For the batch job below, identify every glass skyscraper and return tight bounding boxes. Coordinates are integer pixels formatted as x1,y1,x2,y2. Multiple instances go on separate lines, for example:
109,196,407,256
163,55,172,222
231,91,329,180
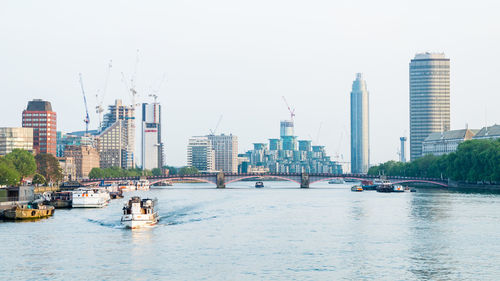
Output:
409,53,450,160
350,73,369,174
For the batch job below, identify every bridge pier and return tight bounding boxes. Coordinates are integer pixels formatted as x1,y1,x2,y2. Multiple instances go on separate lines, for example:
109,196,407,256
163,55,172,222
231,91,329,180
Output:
301,173,309,188
216,171,225,188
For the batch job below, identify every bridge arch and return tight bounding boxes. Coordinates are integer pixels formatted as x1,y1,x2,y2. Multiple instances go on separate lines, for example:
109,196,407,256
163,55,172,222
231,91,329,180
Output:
149,177,216,186
225,175,301,186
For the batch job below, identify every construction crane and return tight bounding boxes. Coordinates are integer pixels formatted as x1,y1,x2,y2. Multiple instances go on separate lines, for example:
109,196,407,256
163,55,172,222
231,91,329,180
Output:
95,59,113,131
78,73,90,134
282,96,295,121
209,115,223,135
121,49,140,110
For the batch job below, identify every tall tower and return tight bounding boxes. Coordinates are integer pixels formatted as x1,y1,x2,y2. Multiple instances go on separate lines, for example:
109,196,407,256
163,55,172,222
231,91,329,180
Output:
400,137,407,163
350,73,370,173
409,52,450,160
141,102,163,170
22,99,57,156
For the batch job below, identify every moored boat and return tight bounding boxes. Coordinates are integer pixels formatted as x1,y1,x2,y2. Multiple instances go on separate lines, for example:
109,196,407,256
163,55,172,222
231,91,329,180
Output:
118,181,136,192
255,181,264,188
121,196,159,229
72,188,110,208
4,201,55,220
48,191,72,208
392,184,405,192
351,185,363,192
376,183,393,193
135,179,150,190
361,180,377,191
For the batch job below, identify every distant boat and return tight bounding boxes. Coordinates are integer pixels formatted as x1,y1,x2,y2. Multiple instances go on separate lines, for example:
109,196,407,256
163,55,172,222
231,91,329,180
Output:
135,179,150,190
351,185,363,192
121,197,159,229
72,188,110,208
361,180,377,191
255,181,264,188
392,184,404,192
4,201,55,220
328,178,345,184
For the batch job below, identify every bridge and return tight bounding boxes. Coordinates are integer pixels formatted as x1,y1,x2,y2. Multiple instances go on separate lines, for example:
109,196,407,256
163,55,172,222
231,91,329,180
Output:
81,172,449,188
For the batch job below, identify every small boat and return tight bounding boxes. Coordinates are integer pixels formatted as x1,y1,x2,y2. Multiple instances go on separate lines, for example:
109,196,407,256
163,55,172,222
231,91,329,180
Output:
48,191,72,208
392,184,405,192
361,180,377,191
118,181,136,192
351,185,363,192
376,183,393,193
110,189,124,199
328,178,345,184
121,196,159,229
72,188,110,208
135,179,150,190
4,201,55,220
255,181,264,188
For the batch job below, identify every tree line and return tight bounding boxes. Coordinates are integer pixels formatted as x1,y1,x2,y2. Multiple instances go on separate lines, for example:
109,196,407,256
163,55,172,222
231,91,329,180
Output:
368,139,500,183
88,166,199,179
0,149,63,186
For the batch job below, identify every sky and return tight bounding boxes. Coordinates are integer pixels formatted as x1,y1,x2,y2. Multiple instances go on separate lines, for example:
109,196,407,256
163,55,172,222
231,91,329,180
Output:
1,0,499,167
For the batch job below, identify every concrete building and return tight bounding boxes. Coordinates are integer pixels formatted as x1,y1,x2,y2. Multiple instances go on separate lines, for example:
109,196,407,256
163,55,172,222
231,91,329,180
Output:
400,137,407,163
409,52,450,160
350,73,370,173
141,102,163,170
473,124,500,140
0,127,33,155
58,157,77,182
64,145,100,179
187,136,215,172
207,134,238,173
422,129,478,156
98,100,135,169
22,99,57,155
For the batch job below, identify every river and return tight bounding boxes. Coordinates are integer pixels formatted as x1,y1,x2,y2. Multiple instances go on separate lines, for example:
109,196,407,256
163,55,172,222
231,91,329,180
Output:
1,181,500,280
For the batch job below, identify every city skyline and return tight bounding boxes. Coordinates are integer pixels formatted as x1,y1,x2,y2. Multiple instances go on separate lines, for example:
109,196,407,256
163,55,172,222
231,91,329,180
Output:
1,1,499,166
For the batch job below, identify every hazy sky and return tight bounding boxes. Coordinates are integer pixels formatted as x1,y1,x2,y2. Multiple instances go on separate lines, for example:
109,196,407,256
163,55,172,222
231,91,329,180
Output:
1,1,499,167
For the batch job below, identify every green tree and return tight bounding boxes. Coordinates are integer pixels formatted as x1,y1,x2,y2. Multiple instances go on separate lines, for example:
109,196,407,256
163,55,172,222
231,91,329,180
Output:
178,166,199,175
88,168,104,179
163,165,178,175
35,153,63,184
4,149,36,181
0,157,20,186
152,168,163,176
32,173,47,185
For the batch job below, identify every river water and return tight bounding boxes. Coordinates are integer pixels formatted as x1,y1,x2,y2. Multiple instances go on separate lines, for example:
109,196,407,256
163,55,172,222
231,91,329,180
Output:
1,181,500,280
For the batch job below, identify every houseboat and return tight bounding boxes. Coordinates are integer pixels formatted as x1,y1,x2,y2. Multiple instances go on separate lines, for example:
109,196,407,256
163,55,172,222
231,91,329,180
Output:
72,188,110,208
48,191,72,208
121,196,159,229
4,201,55,220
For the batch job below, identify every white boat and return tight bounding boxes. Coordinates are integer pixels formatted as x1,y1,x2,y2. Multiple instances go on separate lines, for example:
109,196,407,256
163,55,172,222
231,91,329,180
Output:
328,178,345,184
135,179,150,190
392,184,405,192
118,181,136,192
121,196,159,229
72,188,111,208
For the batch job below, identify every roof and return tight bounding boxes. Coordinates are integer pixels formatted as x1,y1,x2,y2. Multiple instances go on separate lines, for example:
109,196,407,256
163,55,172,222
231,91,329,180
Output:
424,129,478,142
26,99,52,111
473,124,500,138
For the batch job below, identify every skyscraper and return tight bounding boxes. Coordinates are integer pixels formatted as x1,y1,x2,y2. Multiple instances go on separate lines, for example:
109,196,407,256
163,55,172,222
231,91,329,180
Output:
409,52,450,160
22,99,57,155
350,73,369,173
207,134,238,173
141,102,163,170
98,99,135,169
187,136,215,172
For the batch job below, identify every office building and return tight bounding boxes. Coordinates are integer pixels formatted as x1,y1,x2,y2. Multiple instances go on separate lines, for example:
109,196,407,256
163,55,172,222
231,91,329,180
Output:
64,145,100,179
98,100,135,169
22,99,57,155
422,129,478,156
141,102,163,170
187,136,215,172
207,134,238,173
409,52,450,160
400,137,407,163
350,73,370,173
56,131,96,157
0,127,34,155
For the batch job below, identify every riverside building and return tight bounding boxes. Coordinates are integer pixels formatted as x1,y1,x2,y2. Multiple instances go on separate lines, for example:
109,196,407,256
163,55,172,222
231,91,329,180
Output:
350,73,370,173
422,129,477,156
64,145,100,179
187,136,215,172
409,52,450,160
22,99,57,155
141,102,163,170
207,134,238,173
0,127,33,155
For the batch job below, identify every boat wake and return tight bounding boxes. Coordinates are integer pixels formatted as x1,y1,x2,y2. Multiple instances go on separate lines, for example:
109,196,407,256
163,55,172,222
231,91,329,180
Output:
87,218,124,229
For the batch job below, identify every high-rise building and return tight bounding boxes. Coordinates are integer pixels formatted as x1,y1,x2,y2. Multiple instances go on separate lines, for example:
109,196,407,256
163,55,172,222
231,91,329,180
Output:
409,52,450,160
22,99,57,155
56,131,96,157
98,99,135,169
141,102,163,170
350,73,370,173
0,127,34,155
187,136,215,172
207,134,238,173
64,145,99,179
400,137,407,163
